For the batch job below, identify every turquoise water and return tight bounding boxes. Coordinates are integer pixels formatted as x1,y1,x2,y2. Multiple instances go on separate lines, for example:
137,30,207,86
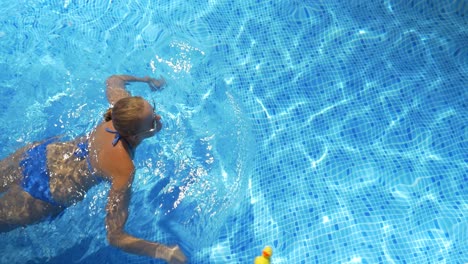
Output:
0,0,467,263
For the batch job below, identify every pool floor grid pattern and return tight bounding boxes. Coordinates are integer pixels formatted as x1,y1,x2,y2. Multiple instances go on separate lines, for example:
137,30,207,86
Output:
0,0,466,263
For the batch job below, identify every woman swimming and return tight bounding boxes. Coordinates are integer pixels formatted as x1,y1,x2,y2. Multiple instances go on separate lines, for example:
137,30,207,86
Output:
0,75,187,264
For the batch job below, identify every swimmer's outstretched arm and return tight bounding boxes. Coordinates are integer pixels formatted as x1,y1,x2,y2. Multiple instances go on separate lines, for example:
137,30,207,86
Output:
106,74,165,105
105,166,186,263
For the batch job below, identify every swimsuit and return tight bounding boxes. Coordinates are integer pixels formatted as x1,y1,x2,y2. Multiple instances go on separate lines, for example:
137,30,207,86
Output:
19,138,63,206
105,127,133,152
19,138,95,207
19,128,130,206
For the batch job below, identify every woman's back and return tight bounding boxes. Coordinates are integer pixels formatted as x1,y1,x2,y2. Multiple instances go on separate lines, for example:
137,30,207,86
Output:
46,136,96,206
46,120,133,206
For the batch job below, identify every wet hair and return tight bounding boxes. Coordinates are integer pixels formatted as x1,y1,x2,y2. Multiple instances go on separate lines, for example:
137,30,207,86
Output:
103,96,146,136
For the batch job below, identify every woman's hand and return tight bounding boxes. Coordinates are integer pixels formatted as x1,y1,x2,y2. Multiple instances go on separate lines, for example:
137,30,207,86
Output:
144,76,166,91
166,245,187,264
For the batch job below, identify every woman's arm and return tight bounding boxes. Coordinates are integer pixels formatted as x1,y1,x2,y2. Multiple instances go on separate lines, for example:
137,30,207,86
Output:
105,168,186,263
105,75,165,105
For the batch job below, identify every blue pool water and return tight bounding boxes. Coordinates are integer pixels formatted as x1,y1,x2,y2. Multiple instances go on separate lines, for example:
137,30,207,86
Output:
0,0,466,263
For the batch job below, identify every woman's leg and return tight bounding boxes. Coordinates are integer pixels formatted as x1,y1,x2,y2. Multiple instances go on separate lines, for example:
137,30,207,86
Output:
0,184,63,233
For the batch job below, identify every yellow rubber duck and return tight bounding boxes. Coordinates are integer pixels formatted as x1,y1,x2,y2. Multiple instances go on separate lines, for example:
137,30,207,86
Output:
254,246,273,264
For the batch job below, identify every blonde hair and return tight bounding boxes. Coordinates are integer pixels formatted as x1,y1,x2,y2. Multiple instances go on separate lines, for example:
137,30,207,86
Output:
103,96,146,136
